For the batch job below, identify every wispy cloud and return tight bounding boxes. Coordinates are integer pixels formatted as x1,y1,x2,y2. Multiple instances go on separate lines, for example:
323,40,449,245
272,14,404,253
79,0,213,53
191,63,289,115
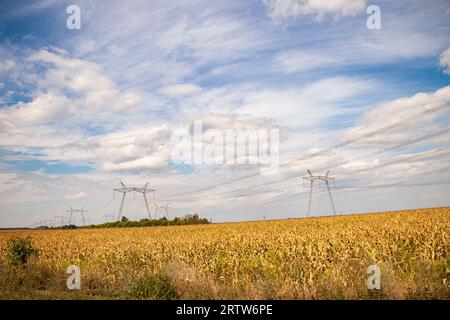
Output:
160,84,202,96
440,47,450,75
262,0,367,24
65,192,87,200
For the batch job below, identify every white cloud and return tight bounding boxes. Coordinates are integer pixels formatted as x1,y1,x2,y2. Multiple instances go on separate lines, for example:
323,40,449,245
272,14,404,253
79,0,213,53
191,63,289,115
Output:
0,48,145,151
236,77,375,127
103,155,169,171
158,77,375,131
262,0,367,24
0,172,52,203
29,49,142,112
65,192,87,200
160,84,202,96
273,31,441,74
64,1,269,88
0,59,15,71
341,85,450,148
98,126,172,172
155,15,266,63
0,92,71,126
275,50,337,73
439,47,450,75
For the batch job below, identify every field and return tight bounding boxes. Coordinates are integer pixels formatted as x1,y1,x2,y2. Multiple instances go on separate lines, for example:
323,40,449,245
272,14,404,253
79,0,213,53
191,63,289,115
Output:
0,207,449,299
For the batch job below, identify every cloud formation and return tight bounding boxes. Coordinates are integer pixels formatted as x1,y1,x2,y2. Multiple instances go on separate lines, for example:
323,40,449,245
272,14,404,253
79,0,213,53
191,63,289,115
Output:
160,84,202,96
65,192,87,200
440,47,450,75
262,0,367,24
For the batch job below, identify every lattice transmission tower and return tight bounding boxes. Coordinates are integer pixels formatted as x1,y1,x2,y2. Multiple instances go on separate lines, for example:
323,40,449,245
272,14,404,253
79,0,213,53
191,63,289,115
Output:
113,182,155,220
66,207,88,226
153,203,171,219
302,169,336,217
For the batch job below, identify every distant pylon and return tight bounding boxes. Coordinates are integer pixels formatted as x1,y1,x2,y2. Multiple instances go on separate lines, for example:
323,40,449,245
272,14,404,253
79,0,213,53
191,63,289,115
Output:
154,203,171,219
54,214,64,227
113,182,155,220
302,169,336,217
66,207,88,226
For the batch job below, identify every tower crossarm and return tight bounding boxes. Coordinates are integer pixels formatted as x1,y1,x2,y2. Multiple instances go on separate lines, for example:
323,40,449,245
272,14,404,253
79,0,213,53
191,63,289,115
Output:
302,175,335,182
113,186,155,194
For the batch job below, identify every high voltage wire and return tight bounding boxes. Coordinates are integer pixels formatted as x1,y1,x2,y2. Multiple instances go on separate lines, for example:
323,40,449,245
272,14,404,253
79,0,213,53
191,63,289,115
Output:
103,146,450,220
162,127,450,202
96,198,115,215
165,141,450,212
266,127,450,190
160,142,449,206
239,179,450,213
164,101,450,199
229,154,450,214
332,146,450,176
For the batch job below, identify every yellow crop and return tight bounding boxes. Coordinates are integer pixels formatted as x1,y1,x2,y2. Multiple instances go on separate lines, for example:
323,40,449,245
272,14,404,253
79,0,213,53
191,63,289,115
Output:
0,207,448,299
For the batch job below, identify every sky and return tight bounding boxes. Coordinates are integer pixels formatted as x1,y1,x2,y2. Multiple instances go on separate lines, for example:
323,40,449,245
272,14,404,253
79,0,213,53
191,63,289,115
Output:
0,0,449,228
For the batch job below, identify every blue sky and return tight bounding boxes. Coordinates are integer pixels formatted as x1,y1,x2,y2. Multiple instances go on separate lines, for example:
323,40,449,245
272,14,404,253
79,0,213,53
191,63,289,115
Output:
0,0,449,227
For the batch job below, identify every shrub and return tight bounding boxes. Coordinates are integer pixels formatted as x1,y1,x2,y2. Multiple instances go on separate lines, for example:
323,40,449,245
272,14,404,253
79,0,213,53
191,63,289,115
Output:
132,274,178,299
61,224,77,229
88,214,210,229
6,236,39,266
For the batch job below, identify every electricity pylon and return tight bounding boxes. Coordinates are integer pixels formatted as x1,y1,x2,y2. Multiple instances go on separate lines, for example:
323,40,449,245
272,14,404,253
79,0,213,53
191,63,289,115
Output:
54,214,64,227
154,203,171,219
302,169,336,217
114,182,155,220
66,207,88,226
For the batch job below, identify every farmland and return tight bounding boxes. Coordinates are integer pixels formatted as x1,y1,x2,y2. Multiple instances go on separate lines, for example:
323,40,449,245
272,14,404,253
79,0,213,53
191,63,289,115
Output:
0,207,449,299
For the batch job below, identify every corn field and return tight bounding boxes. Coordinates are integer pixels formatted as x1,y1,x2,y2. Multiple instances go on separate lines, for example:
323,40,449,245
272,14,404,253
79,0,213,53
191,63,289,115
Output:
0,207,449,299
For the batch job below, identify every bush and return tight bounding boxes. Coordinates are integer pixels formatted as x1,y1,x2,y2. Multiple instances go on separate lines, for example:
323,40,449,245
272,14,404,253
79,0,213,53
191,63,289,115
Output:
61,224,77,229
88,214,210,229
6,236,39,266
133,274,178,299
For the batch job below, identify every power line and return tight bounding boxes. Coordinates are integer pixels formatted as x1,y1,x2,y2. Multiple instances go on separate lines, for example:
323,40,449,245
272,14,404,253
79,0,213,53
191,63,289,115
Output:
160,143,449,217
164,101,450,199
220,148,450,215
174,127,450,201
240,178,450,214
